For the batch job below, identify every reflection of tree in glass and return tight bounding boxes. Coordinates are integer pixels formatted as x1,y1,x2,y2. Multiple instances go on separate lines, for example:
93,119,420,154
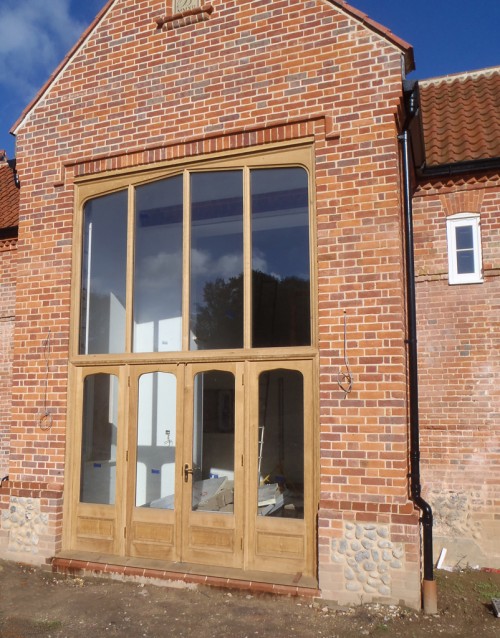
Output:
192,271,310,349
192,274,244,350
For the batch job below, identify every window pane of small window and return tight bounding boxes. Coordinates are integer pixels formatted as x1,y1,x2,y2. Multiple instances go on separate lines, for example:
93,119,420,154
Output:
80,191,128,354
456,249,475,274
455,225,474,250
190,171,244,350
134,176,183,353
251,168,310,347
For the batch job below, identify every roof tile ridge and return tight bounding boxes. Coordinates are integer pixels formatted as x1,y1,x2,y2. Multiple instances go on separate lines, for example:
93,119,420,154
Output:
419,65,500,86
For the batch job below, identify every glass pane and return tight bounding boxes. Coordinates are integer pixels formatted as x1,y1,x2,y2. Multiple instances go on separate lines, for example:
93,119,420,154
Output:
192,371,235,513
251,168,310,347
80,374,119,505
133,176,183,353
457,249,475,274
257,370,304,519
455,225,474,250
190,172,244,350
135,373,177,509
80,191,128,354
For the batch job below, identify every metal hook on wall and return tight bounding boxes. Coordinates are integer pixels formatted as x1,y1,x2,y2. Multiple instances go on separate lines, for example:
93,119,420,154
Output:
38,329,53,430
338,310,353,399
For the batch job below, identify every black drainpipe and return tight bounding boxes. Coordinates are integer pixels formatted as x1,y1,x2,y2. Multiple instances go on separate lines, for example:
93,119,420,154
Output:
398,83,437,614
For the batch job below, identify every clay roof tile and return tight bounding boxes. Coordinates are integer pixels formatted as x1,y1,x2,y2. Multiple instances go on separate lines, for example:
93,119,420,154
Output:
0,152,20,230
419,67,500,167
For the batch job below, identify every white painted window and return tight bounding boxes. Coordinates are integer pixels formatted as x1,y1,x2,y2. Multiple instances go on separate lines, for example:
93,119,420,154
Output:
446,213,483,284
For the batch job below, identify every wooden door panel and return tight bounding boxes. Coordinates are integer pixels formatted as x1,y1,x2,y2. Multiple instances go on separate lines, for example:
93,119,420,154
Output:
126,365,182,562
246,360,316,577
74,505,117,554
181,363,244,569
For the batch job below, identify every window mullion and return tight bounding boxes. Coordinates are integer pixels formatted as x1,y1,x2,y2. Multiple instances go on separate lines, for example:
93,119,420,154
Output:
182,169,191,352
126,185,136,353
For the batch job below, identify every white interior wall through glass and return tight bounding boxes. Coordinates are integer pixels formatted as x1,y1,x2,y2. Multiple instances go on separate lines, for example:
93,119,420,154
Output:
80,373,119,505
135,372,177,508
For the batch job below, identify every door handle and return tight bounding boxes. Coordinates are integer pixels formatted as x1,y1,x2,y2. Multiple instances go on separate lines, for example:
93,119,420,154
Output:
184,463,194,482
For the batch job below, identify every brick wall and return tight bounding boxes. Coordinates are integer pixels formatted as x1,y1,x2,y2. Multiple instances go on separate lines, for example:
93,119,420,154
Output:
414,174,500,569
3,0,421,604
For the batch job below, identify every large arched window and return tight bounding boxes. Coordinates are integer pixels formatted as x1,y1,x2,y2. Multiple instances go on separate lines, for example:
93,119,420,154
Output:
78,159,311,355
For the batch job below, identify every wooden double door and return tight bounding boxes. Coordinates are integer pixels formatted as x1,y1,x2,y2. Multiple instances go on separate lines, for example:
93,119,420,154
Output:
65,359,316,578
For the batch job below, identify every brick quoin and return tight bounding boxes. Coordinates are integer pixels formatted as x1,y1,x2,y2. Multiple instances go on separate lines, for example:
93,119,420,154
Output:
1,0,423,607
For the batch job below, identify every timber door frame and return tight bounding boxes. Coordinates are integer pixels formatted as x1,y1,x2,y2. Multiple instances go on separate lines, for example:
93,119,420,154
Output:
125,364,184,562
246,359,317,577
63,140,319,580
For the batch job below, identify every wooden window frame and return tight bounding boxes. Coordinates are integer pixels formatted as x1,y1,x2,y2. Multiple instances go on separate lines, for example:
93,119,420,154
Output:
70,140,317,364
446,213,483,285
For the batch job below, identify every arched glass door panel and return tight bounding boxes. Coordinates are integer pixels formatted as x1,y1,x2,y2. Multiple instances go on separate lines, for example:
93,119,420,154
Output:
192,370,235,513
135,372,177,509
80,373,119,505
257,369,304,519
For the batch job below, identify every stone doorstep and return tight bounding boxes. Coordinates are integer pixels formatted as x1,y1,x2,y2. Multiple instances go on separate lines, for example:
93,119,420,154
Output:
51,556,320,599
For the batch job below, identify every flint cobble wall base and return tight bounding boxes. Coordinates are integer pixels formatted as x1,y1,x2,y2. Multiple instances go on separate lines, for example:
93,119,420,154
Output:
319,519,421,609
0,483,63,565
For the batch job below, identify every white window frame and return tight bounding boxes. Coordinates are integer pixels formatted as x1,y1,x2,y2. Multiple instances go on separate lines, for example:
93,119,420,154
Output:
446,213,483,285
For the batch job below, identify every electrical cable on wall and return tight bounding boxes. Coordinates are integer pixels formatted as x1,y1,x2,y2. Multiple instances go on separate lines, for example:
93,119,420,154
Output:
38,329,53,430
338,310,353,398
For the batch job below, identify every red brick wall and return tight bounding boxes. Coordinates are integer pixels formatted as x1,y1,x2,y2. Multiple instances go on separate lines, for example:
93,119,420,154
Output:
4,0,420,602
414,175,500,568
0,242,16,478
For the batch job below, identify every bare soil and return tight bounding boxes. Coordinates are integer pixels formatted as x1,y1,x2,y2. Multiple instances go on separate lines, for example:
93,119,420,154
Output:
0,560,499,637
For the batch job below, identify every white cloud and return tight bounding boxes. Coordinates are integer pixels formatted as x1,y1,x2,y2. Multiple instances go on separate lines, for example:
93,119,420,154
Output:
0,0,85,101
191,248,246,280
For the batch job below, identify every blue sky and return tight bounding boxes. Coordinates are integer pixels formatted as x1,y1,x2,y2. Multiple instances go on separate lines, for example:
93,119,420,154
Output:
0,0,499,158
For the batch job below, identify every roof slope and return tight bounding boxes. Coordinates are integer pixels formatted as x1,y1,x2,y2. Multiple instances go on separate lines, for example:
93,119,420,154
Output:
0,153,19,229
11,0,413,135
419,67,500,167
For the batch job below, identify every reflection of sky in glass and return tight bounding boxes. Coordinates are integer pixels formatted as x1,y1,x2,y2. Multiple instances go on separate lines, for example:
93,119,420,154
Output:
190,171,244,349
251,168,309,281
134,176,183,352
455,226,475,275
251,168,310,348
80,190,127,354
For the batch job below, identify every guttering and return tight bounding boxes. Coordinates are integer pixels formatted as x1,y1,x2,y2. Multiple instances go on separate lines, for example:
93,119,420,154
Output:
398,82,437,614
0,227,18,240
419,157,500,178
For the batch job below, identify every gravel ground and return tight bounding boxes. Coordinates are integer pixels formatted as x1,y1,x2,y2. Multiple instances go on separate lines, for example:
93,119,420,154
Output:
0,560,499,637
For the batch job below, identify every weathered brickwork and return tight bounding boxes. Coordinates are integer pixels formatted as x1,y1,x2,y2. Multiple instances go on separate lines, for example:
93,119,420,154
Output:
414,175,500,568
0,243,16,478
3,0,421,606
